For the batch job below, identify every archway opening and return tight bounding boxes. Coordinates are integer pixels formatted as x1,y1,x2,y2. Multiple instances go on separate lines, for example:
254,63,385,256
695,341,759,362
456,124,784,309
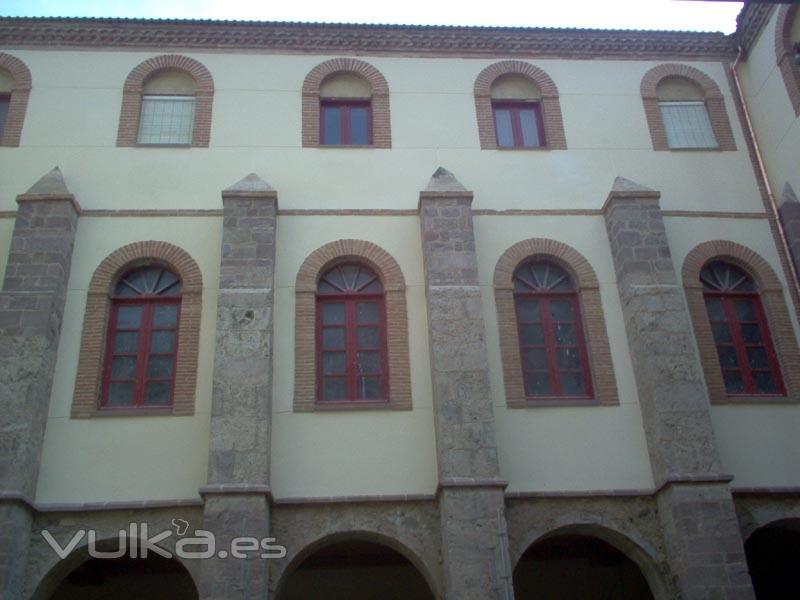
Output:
745,521,800,599
279,540,434,600
46,553,197,600
513,534,654,600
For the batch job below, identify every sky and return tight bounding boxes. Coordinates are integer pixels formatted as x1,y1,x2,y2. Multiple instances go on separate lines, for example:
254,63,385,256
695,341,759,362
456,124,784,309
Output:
0,0,745,33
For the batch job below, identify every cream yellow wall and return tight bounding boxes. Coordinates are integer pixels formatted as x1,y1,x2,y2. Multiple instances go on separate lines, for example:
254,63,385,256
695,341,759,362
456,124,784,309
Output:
474,215,655,492
34,217,221,503
0,50,761,215
270,215,438,498
665,216,800,488
738,8,800,204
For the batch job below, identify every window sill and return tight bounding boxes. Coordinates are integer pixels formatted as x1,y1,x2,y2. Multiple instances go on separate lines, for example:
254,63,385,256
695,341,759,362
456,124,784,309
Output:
715,394,797,405
510,397,601,408
317,144,376,149
91,406,176,417
134,143,193,149
662,146,722,152
494,146,550,151
311,399,395,411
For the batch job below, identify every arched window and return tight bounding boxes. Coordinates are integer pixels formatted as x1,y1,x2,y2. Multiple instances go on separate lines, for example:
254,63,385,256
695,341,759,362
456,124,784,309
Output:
775,5,800,115
490,75,545,148
137,70,197,145
320,73,372,146
513,259,593,399
0,52,32,147
700,260,784,396
100,265,183,409
316,263,388,403
656,76,717,149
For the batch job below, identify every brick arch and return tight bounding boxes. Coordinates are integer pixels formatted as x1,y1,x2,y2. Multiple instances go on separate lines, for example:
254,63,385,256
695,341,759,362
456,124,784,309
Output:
492,238,618,407
273,530,440,599
473,60,566,150
640,63,735,151
775,5,800,115
72,241,203,417
116,54,214,147
301,58,391,148
682,240,800,404
294,239,410,411
0,52,32,147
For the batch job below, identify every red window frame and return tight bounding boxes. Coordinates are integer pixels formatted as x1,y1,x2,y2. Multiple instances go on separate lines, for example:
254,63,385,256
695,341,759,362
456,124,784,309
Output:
100,294,181,410
0,93,10,139
320,99,373,146
315,264,389,404
491,100,546,148
704,289,785,397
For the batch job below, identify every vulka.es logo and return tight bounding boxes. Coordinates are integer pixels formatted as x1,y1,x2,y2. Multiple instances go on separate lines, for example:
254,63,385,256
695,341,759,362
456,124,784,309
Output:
41,522,287,560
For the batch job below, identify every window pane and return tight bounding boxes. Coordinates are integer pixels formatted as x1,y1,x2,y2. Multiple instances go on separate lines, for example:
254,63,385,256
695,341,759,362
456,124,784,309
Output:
549,299,574,321
493,108,514,147
150,331,175,353
723,371,744,393
519,109,541,147
322,303,345,324
357,327,380,348
561,371,586,396
322,106,342,144
747,347,769,370
357,351,382,374
137,96,195,145
659,102,718,149
111,356,137,379
525,372,551,396
553,323,576,345
350,107,369,144
734,299,757,322
114,331,139,353
716,346,739,369
358,376,382,400
521,323,544,345
0,96,9,139
753,371,777,394
144,381,171,405
108,382,134,406
740,323,762,344
558,347,581,370
523,348,548,370
147,355,174,378
705,297,726,321
322,377,346,400
322,352,346,374
322,328,345,349
357,302,379,324
154,305,178,327
711,323,732,344
117,306,142,328
516,299,540,322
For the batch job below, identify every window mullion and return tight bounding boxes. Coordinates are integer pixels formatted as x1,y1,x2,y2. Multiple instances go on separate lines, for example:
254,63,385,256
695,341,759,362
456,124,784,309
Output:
136,302,154,406
510,107,524,147
723,296,754,394
540,296,561,396
342,105,352,145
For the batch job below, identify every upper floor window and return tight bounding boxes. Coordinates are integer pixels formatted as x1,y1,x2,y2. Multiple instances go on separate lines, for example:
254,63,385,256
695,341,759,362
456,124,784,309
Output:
775,5,800,115
0,92,9,139
319,73,373,146
513,259,593,399
316,263,388,403
101,266,182,409
0,53,32,147
491,75,545,148
138,70,197,145
701,260,784,396
657,77,717,150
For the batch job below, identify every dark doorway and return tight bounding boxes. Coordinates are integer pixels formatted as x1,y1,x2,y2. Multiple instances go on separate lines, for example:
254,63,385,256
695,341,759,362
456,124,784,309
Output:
49,553,197,600
513,534,654,600
746,523,800,600
279,540,434,600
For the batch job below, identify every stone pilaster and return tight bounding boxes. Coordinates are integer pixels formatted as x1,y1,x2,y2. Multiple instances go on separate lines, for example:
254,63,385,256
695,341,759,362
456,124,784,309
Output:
603,177,754,600
778,183,800,280
419,168,513,600
198,174,277,600
0,168,80,600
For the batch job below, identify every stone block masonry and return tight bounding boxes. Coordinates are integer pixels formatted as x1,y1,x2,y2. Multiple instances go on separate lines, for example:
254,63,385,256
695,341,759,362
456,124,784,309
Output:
0,168,80,600
419,168,513,600
603,177,754,600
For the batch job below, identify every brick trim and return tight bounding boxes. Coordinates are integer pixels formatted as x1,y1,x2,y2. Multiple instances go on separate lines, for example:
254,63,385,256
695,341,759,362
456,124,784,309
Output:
493,238,618,407
474,60,567,150
71,241,203,417
682,240,800,404
0,52,31,147
116,54,214,148
640,63,736,151
775,5,800,116
301,58,391,149
293,239,411,411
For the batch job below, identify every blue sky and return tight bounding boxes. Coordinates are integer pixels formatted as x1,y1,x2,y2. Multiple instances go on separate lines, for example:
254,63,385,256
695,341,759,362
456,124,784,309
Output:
1,0,744,33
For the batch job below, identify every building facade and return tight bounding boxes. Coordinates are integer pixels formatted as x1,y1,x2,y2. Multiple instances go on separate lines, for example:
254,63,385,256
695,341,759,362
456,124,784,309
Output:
0,3,799,599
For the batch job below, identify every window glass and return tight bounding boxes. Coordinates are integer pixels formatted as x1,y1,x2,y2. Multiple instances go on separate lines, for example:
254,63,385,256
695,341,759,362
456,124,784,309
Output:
519,109,541,147
322,106,342,145
659,101,718,149
493,108,514,147
350,107,369,144
137,95,195,145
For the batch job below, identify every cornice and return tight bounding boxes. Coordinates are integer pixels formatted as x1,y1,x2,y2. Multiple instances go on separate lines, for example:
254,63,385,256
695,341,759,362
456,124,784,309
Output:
735,2,776,55
0,17,737,60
